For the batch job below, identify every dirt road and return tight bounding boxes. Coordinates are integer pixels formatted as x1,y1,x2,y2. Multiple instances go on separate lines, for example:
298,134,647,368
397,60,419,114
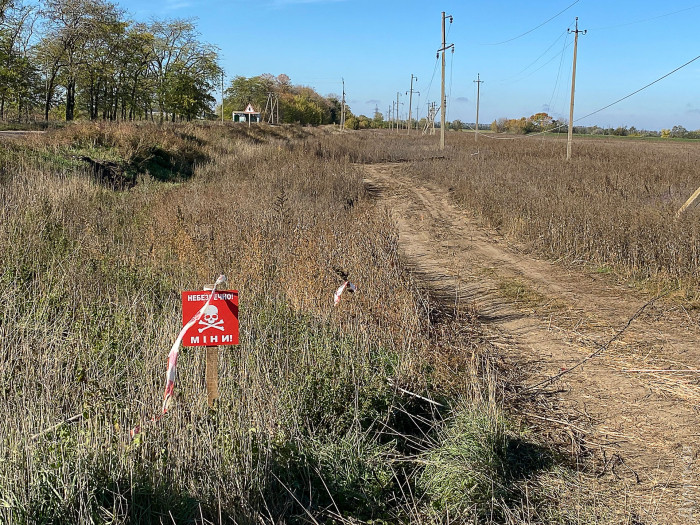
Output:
365,162,700,524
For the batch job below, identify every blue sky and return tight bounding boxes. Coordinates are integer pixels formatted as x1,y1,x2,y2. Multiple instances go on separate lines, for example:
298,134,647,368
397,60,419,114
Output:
116,0,700,130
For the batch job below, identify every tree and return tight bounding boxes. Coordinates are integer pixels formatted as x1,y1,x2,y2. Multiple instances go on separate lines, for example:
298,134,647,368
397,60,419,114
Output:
0,1,41,120
491,117,507,133
670,125,688,138
529,112,553,129
372,109,384,128
163,59,217,120
450,119,463,131
224,75,271,116
117,24,155,120
149,18,220,122
41,0,123,121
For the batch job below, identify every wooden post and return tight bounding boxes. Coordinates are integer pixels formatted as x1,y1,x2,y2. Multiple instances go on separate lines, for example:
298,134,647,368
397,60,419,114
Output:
676,185,700,219
206,346,219,406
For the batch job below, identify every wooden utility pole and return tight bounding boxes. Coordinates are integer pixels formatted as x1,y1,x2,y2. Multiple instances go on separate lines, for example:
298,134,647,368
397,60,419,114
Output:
439,12,454,150
396,92,401,132
567,17,586,160
406,74,418,135
340,78,346,130
474,73,483,142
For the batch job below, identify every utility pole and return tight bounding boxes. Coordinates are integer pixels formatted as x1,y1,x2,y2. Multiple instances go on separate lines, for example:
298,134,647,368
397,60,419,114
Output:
474,73,483,142
567,17,586,160
423,102,437,135
396,92,401,132
221,71,224,124
438,12,454,150
340,77,346,131
392,100,396,129
406,74,419,135
264,92,279,124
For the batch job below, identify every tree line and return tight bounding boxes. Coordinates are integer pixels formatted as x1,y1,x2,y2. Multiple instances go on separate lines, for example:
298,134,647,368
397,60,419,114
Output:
0,0,366,126
1,0,220,122
488,112,700,138
224,74,346,126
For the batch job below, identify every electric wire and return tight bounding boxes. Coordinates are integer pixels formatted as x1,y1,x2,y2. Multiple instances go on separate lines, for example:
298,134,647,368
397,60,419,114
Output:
480,0,579,45
523,41,574,81
588,4,700,31
547,29,571,115
495,28,568,84
575,54,700,124
423,55,440,108
447,48,454,121
481,54,700,141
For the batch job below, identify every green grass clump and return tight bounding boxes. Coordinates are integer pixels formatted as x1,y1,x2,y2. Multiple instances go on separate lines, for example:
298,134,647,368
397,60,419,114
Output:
419,402,553,521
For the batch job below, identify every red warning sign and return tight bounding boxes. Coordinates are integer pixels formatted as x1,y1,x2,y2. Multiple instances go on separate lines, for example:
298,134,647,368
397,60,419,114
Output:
181,290,239,347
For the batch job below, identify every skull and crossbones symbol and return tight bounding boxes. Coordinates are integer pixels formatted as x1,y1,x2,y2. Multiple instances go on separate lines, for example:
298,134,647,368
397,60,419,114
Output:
198,305,225,333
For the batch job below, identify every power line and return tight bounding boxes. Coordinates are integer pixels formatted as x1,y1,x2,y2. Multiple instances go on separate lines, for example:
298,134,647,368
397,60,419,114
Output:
588,4,700,31
481,0,579,45
481,54,700,142
447,47,454,120
575,54,700,123
497,40,574,86
547,29,571,115
423,55,440,111
495,28,568,84
566,17,586,160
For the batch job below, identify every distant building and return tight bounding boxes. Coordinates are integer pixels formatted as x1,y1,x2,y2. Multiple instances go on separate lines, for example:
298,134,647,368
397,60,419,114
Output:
233,103,261,124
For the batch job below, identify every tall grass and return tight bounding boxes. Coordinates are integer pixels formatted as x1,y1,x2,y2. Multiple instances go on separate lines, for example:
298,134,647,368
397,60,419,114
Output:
323,129,700,299
1,123,600,523
420,133,700,296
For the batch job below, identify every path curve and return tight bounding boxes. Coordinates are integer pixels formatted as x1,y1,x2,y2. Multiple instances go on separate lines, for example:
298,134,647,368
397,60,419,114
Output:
365,162,700,524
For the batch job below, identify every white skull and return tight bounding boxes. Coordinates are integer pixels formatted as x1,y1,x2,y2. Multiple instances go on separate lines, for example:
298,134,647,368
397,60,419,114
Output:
203,305,219,325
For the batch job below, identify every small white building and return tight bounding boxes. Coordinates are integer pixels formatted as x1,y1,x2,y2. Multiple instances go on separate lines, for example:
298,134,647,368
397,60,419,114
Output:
233,103,261,125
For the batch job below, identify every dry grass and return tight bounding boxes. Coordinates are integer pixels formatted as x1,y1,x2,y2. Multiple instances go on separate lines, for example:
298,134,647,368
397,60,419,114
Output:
0,123,630,523
416,133,700,299
326,129,700,300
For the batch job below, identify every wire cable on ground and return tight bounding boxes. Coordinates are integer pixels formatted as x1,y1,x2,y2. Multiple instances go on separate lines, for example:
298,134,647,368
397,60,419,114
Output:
520,288,674,393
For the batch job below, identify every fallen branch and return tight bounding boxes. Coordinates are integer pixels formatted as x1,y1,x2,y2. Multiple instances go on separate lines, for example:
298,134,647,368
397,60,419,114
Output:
30,413,83,440
387,378,444,407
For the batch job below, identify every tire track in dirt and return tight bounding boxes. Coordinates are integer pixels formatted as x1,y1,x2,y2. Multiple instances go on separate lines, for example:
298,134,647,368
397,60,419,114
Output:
364,162,700,524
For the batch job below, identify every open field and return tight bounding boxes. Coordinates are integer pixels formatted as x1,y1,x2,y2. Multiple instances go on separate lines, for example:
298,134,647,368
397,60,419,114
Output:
1,124,699,524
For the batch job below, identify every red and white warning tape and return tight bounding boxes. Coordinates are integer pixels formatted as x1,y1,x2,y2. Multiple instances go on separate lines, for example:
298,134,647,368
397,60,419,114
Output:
131,274,226,438
333,281,356,306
